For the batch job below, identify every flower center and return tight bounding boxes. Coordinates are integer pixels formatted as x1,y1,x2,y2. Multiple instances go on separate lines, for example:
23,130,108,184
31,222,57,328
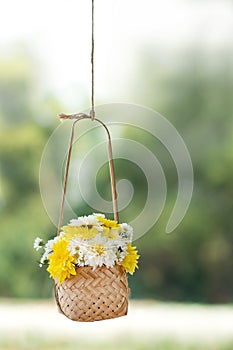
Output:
94,244,105,255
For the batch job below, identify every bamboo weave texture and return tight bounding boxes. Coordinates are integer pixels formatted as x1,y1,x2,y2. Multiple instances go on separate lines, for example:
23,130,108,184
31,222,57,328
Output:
54,265,129,322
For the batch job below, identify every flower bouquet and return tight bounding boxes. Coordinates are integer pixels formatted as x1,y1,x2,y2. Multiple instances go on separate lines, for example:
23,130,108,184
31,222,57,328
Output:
34,213,140,322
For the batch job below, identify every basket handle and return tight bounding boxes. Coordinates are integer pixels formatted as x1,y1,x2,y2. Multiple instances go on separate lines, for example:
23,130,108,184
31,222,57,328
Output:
57,113,119,235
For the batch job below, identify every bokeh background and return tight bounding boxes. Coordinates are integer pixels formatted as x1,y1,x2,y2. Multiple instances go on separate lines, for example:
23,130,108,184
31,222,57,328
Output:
0,0,233,349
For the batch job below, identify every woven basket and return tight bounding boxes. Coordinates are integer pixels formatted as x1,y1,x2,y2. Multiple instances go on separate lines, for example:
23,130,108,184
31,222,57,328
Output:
54,265,129,322
54,115,130,321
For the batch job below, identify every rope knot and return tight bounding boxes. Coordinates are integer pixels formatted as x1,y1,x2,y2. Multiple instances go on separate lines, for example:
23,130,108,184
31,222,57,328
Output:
90,109,95,121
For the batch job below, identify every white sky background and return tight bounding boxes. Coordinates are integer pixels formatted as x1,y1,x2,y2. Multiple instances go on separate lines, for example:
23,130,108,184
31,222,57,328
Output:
0,0,233,110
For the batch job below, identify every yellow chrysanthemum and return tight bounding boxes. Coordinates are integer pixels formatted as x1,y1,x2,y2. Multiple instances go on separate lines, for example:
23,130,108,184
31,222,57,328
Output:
97,217,120,229
62,225,98,240
47,239,76,284
101,227,118,240
121,243,140,275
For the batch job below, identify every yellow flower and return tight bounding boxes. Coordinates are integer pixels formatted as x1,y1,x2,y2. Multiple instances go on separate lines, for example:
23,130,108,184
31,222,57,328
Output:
101,227,118,240
62,225,98,240
97,217,120,229
121,243,140,275
47,239,76,284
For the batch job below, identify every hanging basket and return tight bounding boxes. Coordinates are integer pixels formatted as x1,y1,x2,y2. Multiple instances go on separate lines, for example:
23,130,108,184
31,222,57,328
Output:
34,113,139,322
33,0,141,323
55,265,129,322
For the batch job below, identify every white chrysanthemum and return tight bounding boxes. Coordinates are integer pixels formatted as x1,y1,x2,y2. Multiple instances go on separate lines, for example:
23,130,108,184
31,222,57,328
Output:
68,238,85,266
33,237,43,251
69,214,103,231
93,213,105,219
68,240,78,256
68,237,82,255
77,234,117,268
86,214,101,225
69,217,87,226
88,234,125,251
45,236,59,251
40,253,48,266
83,245,117,268
41,236,60,263
119,223,133,241
116,243,128,263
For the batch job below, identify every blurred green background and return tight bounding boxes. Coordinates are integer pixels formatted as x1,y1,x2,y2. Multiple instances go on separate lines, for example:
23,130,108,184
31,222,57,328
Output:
0,0,233,349
0,34,232,304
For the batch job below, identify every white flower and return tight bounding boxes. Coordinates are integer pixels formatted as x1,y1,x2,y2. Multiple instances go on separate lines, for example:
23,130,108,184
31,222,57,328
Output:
93,213,105,218
69,214,103,231
116,243,128,263
68,237,82,255
94,225,103,232
40,253,48,265
68,240,79,256
33,237,43,251
40,236,60,263
83,244,117,269
68,237,85,266
119,223,133,242
44,236,58,251
76,234,118,269
69,217,87,226
34,213,136,271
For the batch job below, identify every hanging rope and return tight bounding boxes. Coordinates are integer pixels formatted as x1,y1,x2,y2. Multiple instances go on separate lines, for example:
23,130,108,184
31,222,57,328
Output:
90,0,95,120
57,0,119,234
57,114,119,235
57,116,85,235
